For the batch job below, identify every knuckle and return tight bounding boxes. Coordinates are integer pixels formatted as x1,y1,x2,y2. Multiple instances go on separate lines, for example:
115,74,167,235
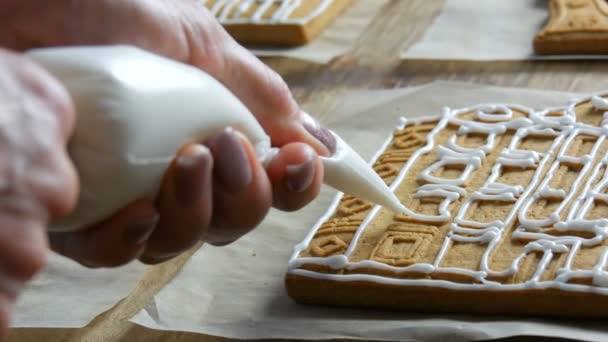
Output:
0,49,77,219
39,160,78,218
0,48,74,135
185,8,229,75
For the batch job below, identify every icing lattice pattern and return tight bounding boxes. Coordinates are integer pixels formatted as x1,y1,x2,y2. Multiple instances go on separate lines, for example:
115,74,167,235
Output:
202,0,334,25
289,92,608,293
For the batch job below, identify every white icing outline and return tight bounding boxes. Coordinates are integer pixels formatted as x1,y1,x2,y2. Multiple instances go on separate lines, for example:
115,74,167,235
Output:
203,0,335,25
288,92,608,293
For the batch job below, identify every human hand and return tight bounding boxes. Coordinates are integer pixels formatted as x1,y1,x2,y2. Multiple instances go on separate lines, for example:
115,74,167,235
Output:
2,0,334,266
0,48,77,338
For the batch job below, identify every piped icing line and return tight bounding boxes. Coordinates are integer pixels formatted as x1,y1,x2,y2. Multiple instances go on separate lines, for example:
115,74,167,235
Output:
290,104,540,275
435,105,559,278
289,93,608,293
288,115,421,270
556,248,608,287
288,268,608,294
592,95,608,111
567,91,608,127
478,101,608,280
343,110,453,258
566,155,608,223
518,127,606,231
480,115,599,276
202,0,336,25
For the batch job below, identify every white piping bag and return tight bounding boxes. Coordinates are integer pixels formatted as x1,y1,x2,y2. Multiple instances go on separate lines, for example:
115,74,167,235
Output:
26,46,406,233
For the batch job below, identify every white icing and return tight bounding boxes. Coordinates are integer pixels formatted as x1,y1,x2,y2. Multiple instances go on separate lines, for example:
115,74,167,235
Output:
592,95,608,110
418,145,484,186
29,46,405,232
474,104,513,122
320,133,407,215
202,0,335,25
289,92,608,294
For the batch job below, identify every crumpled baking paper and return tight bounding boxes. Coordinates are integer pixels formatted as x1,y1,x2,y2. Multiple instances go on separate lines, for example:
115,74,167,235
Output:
402,0,608,61
249,0,387,63
130,81,608,342
13,253,146,328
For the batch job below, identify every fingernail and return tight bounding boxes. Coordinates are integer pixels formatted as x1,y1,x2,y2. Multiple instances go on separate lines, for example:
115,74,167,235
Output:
123,214,158,245
175,145,212,207
210,127,252,193
140,254,176,265
208,239,236,247
204,218,234,247
285,156,315,193
301,112,336,154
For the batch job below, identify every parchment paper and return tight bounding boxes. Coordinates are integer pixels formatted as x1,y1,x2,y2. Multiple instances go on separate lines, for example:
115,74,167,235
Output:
131,81,608,341
12,253,146,328
249,0,387,63
402,0,608,61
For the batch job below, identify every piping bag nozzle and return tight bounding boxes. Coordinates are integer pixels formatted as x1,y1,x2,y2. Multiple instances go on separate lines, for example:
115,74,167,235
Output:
261,132,407,214
319,132,407,214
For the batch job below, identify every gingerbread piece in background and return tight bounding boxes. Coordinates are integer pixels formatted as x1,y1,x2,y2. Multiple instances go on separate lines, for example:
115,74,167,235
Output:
535,0,608,54
202,0,353,46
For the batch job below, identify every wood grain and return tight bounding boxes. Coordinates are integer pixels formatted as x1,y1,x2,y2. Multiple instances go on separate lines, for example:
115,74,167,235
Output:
9,0,607,341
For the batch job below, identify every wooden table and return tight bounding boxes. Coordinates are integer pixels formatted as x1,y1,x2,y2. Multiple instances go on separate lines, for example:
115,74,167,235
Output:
9,1,606,341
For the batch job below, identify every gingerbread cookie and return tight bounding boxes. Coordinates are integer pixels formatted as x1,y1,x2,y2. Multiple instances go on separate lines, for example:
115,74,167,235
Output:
286,92,608,317
534,0,608,54
202,0,353,46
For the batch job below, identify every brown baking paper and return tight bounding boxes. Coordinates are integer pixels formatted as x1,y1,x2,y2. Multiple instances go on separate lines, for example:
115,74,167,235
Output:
402,0,608,61
130,81,608,341
249,0,387,63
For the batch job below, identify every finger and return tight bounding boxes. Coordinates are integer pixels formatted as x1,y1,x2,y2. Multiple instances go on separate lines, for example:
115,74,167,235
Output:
266,143,323,212
0,211,47,339
0,49,79,218
26,150,78,219
0,213,47,287
213,52,338,157
203,44,336,154
48,200,158,268
5,2,336,157
0,293,12,340
0,48,76,140
178,8,337,156
205,127,272,246
139,144,213,264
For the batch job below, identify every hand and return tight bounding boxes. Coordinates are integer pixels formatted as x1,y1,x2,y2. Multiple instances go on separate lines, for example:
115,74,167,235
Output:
0,48,77,338
2,0,335,266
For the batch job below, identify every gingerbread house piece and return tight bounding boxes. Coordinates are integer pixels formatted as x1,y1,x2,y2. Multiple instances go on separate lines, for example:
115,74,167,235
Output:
202,0,352,46
535,0,608,54
286,92,608,317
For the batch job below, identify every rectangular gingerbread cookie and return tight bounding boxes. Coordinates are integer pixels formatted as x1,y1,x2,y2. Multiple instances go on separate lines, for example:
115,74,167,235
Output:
286,92,608,317
202,0,353,46
534,0,608,55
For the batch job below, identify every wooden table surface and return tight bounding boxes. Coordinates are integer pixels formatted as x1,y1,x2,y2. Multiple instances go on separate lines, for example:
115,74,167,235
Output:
9,1,608,341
